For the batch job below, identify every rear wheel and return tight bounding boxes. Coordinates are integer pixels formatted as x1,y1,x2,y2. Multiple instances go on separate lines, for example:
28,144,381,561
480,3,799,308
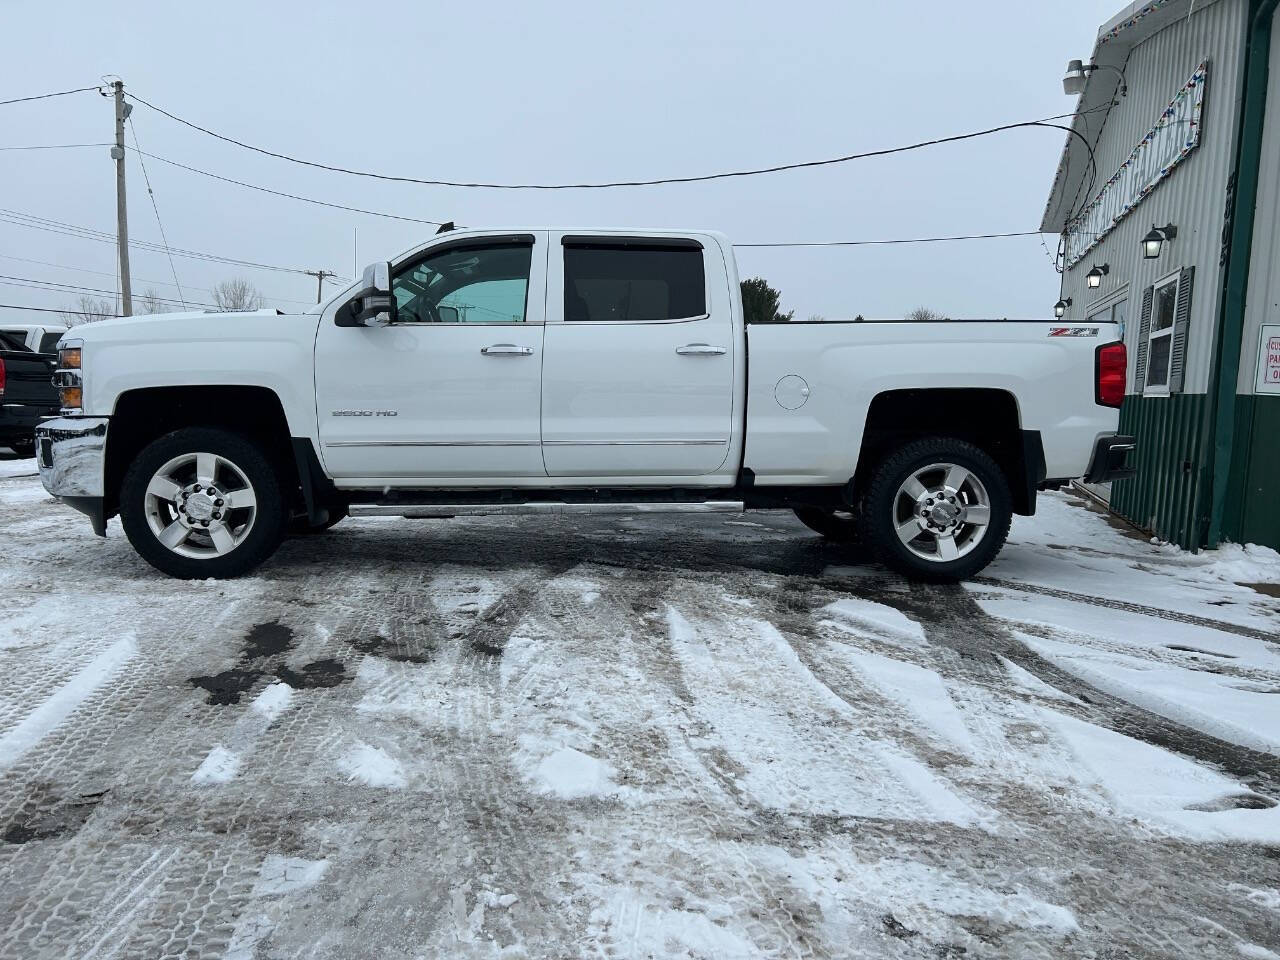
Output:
793,505,860,543
860,437,1011,582
120,428,286,579
7,437,35,458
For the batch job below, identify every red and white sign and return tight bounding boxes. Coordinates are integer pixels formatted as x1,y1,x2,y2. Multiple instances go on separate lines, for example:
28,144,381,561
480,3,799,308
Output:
1258,324,1280,394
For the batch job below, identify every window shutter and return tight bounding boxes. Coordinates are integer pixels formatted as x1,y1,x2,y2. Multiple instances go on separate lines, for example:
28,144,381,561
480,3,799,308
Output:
1168,266,1195,394
1133,284,1154,390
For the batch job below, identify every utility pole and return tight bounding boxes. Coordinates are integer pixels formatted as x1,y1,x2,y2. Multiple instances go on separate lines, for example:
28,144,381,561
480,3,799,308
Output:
110,81,133,316
305,269,336,304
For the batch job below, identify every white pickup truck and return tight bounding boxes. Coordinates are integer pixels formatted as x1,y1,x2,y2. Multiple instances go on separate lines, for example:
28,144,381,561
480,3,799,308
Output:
36,228,1134,581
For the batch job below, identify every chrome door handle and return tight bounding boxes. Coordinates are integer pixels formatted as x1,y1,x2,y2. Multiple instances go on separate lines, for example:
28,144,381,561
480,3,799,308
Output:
480,344,534,356
675,343,727,356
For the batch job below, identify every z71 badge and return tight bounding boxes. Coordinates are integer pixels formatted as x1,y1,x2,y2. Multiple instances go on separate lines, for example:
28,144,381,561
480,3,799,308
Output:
1048,327,1100,337
331,410,399,417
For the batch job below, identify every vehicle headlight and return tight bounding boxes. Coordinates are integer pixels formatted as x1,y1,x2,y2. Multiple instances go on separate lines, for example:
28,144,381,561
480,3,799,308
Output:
55,339,84,414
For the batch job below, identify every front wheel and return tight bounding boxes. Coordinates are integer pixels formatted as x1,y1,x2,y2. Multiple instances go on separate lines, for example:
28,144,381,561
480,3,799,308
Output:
860,437,1011,583
120,428,287,579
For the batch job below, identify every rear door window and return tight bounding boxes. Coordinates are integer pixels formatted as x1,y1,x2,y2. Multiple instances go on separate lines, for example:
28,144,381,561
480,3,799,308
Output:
563,243,705,322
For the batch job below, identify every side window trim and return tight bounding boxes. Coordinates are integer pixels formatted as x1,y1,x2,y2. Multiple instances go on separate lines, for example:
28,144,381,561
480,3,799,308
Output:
561,237,708,324
391,235,538,326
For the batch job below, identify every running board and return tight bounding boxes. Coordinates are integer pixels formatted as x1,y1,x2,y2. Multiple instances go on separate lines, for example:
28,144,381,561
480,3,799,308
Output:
349,500,745,519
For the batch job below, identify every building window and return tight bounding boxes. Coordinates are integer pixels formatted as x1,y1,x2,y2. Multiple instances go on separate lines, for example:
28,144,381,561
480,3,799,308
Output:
1087,297,1128,340
1144,272,1179,394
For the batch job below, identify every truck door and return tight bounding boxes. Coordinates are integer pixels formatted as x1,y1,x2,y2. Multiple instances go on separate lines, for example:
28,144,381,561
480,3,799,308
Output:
540,235,736,478
314,232,548,481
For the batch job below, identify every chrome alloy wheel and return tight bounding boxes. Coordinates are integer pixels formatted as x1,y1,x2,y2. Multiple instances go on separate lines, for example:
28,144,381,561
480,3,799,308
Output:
892,462,992,563
143,451,258,559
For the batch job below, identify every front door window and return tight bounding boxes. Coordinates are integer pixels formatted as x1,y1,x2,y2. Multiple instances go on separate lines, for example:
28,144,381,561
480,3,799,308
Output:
392,242,533,324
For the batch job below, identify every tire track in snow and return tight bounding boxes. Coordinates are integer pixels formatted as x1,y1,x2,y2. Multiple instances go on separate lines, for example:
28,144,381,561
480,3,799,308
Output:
856,582,1280,800
975,576,1279,645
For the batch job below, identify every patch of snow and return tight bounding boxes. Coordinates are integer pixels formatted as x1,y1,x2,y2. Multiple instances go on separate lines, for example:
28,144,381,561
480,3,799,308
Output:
664,605,982,823
580,590,600,606
1025,633,1280,755
0,635,136,772
1227,883,1280,913
874,746,985,828
975,587,1279,666
1041,707,1280,843
757,845,1079,941
250,681,294,722
525,742,621,800
0,457,38,479
252,855,329,896
337,741,405,788
819,597,927,646
833,647,976,754
1237,942,1280,960
588,887,760,958
1197,542,1280,586
997,655,1083,704
987,492,1280,634
191,745,241,785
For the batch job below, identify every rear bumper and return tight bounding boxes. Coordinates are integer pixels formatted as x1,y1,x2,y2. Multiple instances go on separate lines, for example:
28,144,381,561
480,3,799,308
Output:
1083,434,1136,484
0,402,59,442
35,417,110,536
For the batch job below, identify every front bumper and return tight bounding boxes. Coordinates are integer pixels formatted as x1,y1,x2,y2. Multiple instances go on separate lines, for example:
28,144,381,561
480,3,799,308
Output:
35,417,110,536
1083,434,1136,484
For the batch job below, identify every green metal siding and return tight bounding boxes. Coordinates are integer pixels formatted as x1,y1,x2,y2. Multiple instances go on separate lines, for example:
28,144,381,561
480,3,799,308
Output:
1110,393,1211,548
1235,395,1280,546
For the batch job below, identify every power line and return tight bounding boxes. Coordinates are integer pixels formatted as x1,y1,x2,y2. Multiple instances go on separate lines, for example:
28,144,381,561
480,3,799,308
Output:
0,143,112,151
0,85,102,107
0,273,218,309
734,231,1042,248
0,253,312,305
128,90,1112,190
128,118,187,308
0,207,335,277
0,302,113,316
0,252,215,294
128,147,445,225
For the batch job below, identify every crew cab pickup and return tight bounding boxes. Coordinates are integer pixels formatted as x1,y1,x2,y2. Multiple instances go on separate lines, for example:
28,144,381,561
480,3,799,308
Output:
35,228,1134,581
0,330,59,456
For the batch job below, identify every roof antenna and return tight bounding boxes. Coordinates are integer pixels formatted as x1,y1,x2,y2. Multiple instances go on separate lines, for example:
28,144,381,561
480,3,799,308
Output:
435,221,455,234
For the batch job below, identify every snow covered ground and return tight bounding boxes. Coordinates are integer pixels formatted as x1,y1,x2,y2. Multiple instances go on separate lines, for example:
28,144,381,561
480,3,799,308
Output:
1,453,1278,959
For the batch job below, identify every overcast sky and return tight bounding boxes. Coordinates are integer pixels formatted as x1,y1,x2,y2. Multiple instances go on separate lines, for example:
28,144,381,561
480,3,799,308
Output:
4,0,1121,321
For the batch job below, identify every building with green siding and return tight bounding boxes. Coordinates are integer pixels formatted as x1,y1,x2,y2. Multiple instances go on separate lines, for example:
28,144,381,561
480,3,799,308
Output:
1042,0,1280,550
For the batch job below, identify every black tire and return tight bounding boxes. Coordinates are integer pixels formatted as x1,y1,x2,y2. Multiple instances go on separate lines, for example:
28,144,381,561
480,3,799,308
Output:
120,427,287,579
7,437,35,458
793,505,860,543
859,437,1011,583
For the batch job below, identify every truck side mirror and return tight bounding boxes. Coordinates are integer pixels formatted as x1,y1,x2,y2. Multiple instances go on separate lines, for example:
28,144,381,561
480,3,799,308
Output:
336,262,397,327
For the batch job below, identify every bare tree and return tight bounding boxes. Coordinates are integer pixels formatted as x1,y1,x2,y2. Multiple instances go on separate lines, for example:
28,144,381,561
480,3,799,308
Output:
138,288,173,315
211,278,265,312
905,307,946,323
61,295,116,327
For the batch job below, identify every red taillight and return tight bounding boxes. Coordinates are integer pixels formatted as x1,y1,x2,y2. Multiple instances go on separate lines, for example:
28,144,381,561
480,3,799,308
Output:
1096,342,1126,407
0,357,6,397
